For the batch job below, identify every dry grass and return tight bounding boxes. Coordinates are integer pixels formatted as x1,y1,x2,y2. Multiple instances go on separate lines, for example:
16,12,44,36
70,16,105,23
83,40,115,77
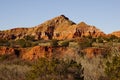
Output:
0,58,32,80
0,64,31,80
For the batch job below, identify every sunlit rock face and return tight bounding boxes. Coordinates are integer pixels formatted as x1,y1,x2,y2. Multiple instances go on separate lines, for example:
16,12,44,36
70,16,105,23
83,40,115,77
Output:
0,15,106,40
110,31,120,37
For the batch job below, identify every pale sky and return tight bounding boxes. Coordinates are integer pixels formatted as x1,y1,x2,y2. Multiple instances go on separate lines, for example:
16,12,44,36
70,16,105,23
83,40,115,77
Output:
0,0,120,34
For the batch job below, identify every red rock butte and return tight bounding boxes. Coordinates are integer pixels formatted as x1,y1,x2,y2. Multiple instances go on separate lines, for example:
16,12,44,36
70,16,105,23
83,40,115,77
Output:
0,15,114,40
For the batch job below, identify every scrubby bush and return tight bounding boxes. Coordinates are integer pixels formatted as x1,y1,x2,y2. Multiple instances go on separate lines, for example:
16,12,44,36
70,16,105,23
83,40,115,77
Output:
78,55,107,80
96,37,104,43
0,64,31,80
15,39,26,47
0,58,32,80
105,56,120,80
24,35,35,41
0,54,16,61
0,55,9,61
78,39,93,49
51,39,58,47
15,39,32,48
106,35,119,42
0,39,9,46
59,40,69,47
0,39,8,43
26,58,84,80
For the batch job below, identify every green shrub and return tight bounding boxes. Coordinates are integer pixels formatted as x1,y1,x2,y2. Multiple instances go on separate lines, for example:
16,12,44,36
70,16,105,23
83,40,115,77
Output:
24,35,35,41
96,37,104,43
26,58,84,80
59,40,69,47
106,35,118,42
0,39,9,46
15,39,26,47
0,39,8,43
78,39,92,49
15,39,33,48
51,39,58,47
105,56,120,80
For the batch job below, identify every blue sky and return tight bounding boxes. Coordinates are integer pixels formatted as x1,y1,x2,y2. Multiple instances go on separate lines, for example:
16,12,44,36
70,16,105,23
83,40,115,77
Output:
0,0,120,33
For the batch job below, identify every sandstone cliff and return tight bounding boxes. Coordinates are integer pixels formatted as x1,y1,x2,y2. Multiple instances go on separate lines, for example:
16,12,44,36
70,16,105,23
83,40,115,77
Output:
21,46,106,60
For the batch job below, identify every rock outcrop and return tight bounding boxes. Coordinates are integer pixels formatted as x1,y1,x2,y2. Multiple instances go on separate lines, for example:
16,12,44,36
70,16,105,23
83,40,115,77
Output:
22,46,70,60
34,15,76,40
0,47,15,55
0,28,29,40
0,15,106,40
0,45,107,60
110,31,120,37
21,46,107,60
73,22,106,38
22,46,53,60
